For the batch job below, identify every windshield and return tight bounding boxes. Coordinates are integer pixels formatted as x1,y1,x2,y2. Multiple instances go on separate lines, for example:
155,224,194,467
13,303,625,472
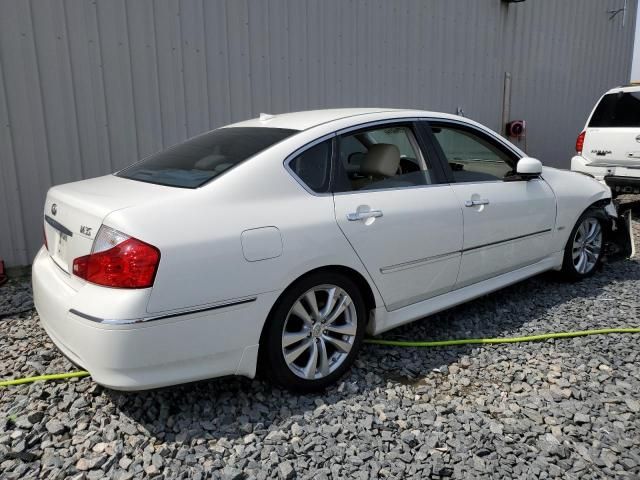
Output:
117,127,297,188
589,91,640,128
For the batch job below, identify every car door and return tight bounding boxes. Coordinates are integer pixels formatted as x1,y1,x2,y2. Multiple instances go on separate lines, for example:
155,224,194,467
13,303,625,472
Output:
426,120,556,288
332,121,463,311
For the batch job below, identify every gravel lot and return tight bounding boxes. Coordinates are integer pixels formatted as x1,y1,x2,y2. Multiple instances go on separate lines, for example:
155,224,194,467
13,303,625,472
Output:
1,198,640,480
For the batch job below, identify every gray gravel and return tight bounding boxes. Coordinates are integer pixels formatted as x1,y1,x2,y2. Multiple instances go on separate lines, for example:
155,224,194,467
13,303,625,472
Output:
1,198,639,479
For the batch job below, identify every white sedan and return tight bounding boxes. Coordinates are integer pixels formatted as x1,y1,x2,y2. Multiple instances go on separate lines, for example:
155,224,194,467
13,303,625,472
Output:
32,109,632,391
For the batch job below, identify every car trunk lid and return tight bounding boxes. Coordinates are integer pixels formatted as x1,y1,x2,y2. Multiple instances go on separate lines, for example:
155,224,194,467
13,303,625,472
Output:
43,175,171,275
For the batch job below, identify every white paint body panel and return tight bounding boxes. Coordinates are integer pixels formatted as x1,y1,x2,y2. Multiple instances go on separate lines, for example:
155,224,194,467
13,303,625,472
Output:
451,179,556,287
333,185,463,310
32,109,613,390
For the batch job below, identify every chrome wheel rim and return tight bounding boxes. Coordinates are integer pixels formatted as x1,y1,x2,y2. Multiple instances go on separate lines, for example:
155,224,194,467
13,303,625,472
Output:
572,218,603,274
282,285,357,380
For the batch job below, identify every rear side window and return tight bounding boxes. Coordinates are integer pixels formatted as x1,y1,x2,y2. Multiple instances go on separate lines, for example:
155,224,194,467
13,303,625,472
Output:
117,127,297,188
334,125,433,192
288,140,332,193
589,92,640,128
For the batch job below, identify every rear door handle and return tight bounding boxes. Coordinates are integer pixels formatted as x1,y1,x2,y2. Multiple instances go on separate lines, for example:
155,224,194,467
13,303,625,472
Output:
346,210,384,221
465,199,490,207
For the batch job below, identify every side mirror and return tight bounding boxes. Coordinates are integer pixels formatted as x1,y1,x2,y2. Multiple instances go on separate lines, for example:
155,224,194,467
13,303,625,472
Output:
516,157,542,177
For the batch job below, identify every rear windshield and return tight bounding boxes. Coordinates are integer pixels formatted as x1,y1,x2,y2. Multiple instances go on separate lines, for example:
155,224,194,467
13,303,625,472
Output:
117,127,297,188
589,91,640,128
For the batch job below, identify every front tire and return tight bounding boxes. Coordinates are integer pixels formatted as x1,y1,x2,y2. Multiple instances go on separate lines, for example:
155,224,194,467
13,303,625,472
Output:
561,211,605,280
262,272,366,392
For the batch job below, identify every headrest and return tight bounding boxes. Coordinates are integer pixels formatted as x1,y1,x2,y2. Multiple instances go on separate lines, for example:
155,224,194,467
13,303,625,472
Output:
361,144,400,178
194,154,227,170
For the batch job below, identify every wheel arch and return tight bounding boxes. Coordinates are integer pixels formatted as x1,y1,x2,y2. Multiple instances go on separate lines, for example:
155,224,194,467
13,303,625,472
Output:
256,265,377,367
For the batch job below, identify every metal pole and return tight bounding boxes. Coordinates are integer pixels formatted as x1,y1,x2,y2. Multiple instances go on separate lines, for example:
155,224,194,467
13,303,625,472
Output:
502,72,512,137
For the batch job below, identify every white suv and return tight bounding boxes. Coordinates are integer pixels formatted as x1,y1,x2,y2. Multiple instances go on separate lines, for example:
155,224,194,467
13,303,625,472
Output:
571,84,640,196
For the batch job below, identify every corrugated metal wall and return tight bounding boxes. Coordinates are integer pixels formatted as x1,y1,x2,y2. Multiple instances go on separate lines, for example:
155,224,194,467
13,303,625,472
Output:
0,0,636,266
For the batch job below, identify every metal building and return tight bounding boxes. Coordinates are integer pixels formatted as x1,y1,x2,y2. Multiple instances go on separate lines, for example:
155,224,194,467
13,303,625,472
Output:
0,0,636,267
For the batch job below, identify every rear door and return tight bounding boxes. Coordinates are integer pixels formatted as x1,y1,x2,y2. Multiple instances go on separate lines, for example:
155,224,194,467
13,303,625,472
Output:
332,121,463,311
426,121,556,288
584,89,640,169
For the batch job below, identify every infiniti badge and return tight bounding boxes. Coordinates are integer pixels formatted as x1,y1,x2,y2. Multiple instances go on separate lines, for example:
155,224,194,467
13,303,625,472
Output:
51,204,57,216
636,134,640,143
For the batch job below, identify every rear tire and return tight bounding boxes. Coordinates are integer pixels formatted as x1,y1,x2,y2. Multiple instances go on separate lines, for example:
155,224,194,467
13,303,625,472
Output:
560,210,605,280
261,272,366,392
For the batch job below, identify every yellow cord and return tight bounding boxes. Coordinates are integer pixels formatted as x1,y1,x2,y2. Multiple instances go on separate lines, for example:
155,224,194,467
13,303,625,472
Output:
364,327,640,347
2,328,639,387
0,371,89,387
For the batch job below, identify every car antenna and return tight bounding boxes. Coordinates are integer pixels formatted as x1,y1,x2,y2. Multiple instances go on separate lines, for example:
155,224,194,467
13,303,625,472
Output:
259,113,275,121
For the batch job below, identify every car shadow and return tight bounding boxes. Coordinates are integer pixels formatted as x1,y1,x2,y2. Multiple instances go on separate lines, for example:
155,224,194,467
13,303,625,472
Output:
105,248,640,443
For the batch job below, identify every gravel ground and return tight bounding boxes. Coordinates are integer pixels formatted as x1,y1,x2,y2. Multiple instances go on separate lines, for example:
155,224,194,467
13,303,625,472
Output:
1,198,640,479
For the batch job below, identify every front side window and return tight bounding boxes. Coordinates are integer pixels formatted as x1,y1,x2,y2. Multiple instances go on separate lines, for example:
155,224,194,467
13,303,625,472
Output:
334,125,433,192
431,125,515,182
288,140,332,193
589,91,640,128
118,127,297,188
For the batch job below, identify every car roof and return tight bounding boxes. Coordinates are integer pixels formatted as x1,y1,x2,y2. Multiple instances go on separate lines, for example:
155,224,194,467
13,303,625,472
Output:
224,108,463,131
606,84,640,94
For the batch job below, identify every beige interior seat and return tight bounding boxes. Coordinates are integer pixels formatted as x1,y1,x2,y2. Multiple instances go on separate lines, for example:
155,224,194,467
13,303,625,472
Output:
352,143,401,189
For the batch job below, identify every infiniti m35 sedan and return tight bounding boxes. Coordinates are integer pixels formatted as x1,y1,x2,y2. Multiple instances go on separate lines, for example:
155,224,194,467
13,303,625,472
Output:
33,109,633,391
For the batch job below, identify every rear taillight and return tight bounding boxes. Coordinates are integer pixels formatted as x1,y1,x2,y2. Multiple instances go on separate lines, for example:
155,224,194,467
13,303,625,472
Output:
576,131,586,154
73,226,160,288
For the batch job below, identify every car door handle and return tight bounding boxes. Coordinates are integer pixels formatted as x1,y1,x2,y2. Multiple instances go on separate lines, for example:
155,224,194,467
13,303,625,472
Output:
346,210,384,221
465,199,490,207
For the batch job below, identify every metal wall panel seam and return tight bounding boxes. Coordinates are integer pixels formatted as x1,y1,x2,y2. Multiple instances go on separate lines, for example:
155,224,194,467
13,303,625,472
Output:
150,0,166,150
61,0,85,179
26,0,54,189
0,49,28,265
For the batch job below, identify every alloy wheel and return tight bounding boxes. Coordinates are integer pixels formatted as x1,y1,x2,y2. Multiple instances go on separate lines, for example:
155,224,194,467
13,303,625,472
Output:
281,285,358,380
572,217,603,274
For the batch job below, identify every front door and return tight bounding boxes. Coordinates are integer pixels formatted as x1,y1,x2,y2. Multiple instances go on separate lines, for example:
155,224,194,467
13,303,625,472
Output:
428,121,557,288
332,122,463,311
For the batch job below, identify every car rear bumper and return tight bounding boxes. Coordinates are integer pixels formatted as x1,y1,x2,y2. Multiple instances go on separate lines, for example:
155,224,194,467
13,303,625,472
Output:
571,155,610,182
604,175,640,195
32,247,277,390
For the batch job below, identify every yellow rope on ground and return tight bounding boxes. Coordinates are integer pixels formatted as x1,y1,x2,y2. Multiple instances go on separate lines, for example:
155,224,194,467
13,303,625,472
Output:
0,371,89,387
364,327,640,347
2,328,639,387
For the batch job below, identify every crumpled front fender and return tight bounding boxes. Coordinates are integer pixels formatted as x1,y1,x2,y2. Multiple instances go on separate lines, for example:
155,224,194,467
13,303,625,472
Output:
595,205,635,260
609,209,635,259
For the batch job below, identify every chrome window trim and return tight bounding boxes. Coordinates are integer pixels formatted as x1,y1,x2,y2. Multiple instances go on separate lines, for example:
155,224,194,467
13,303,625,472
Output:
422,117,524,160
284,116,528,196
283,133,336,197
334,117,421,136
405,127,429,172
69,296,257,325
332,181,452,196
332,117,443,194
423,117,533,185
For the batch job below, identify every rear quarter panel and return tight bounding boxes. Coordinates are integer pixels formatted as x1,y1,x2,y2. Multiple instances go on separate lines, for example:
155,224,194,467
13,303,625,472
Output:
102,134,381,316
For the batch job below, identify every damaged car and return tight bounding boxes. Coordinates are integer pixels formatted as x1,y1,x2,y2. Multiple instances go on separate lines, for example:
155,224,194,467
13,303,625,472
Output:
32,109,634,392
